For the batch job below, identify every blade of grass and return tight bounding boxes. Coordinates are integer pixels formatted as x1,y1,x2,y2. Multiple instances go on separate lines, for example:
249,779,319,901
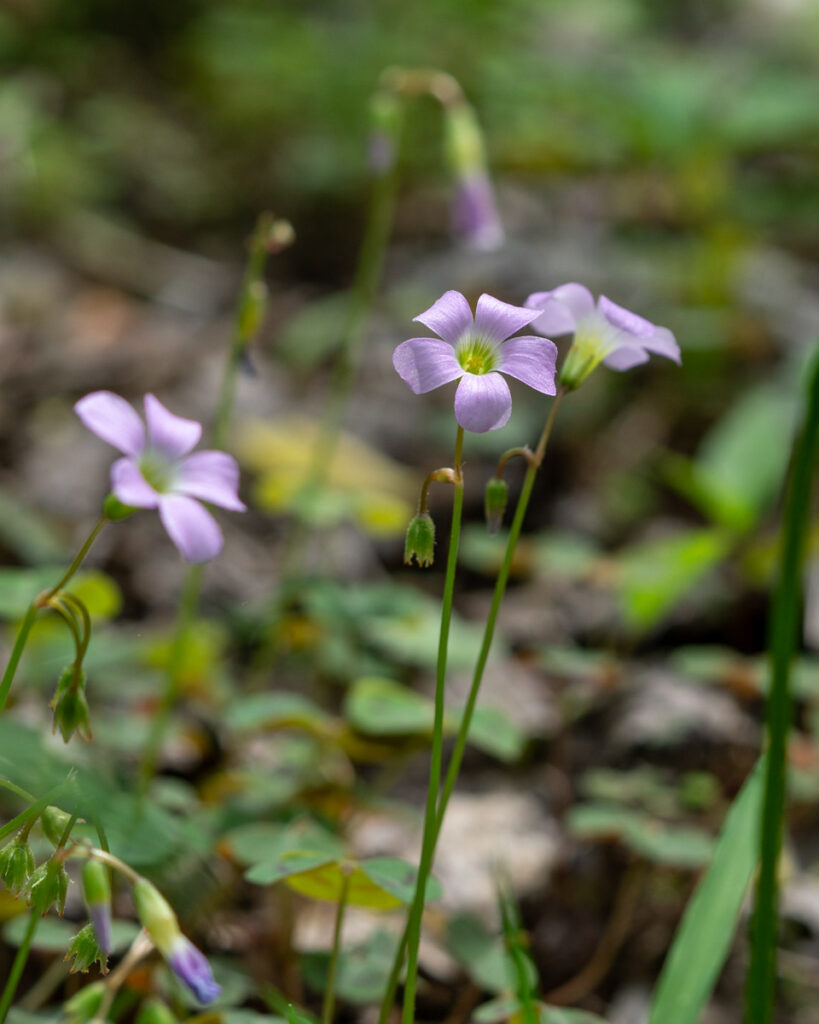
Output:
647,756,765,1024
746,346,819,1023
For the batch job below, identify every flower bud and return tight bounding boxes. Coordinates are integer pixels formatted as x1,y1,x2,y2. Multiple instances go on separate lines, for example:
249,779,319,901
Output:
66,923,108,974
65,981,106,1024
51,665,91,743
0,836,35,894
103,492,136,520
368,89,402,175
83,859,113,954
27,859,69,915
41,805,72,846
133,879,221,1004
404,512,435,568
136,1000,179,1024
444,101,504,251
484,476,508,534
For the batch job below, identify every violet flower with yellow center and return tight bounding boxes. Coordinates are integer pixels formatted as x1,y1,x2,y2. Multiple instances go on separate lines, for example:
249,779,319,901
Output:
392,291,558,433
525,283,680,389
75,392,245,563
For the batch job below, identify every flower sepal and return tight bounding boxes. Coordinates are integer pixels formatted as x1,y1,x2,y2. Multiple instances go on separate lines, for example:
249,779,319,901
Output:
484,476,508,534
66,922,108,974
404,512,436,568
0,836,35,895
103,492,137,521
27,859,69,916
51,665,91,743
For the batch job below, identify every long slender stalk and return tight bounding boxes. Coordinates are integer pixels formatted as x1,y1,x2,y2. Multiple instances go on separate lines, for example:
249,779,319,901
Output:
401,427,464,1024
0,780,70,844
0,515,107,714
377,394,564,1024
745,349,819,1023
0,910,39,1023
322,872,351,1024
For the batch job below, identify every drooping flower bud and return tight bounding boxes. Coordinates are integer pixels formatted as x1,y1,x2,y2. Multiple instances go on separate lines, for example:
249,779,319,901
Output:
51,665,91,743
404,512,436,568
83,859,113,954
368,88,402,176
484,476,509,534
0,836,35,895
65,980,106,1024
41,805,72,846
66,923,108,974
27,859,69,915
444,101,504,251
133,879,221,1004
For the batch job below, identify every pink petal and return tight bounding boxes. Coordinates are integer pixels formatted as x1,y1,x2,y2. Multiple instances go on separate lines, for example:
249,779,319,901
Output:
75,392,145,456
392,338,463,394
453,372,512,433
498,337,558,395
474,294,539,343
144,394,202,459
413,291,474,344
525,283,596,338
110,458,160,508
603,345,650,371
643,326,681,364
598,295,655,339
175,451,246,511
158,495,224,563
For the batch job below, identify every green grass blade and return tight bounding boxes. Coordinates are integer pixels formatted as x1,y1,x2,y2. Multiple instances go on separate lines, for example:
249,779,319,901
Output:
746,347,819,1023
647,757,765,1024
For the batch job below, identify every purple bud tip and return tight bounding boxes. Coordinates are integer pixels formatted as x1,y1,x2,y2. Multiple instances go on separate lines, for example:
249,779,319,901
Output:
89,904,113,955
452,172,504,252
168,938,221,1004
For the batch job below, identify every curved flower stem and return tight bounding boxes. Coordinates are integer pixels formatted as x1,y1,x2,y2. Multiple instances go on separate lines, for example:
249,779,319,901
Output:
322,871,352,1024
0,910,39,1024
378,393,565,1024
401,426,464,1024
40,516,108,604
0,517,107,715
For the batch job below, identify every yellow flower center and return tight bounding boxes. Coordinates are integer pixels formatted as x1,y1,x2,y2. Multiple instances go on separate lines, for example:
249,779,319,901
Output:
456,335,497,375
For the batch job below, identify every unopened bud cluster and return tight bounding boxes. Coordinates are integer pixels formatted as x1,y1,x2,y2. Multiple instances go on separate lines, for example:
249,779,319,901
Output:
404,512,436,568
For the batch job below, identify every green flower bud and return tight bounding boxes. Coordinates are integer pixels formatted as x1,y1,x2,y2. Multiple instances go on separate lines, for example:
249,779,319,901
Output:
65,980,106,1024
66,922,108,974
27,859,69,915
132,878,181,955
136,999,179,1024
404,512,435,568
444,101,486,179
0,836,35,894
83,859,113,953
41,805,72,846
103,492,136,520
484,476,508,534
51,666,91,743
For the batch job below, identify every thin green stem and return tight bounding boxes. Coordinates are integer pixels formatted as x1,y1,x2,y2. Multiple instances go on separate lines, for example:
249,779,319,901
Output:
137,564,203,794
401,426,464,1024
0,909,39,1023
0,604,38,715
0,778,35,803
377,395,564,1024
0,780,70,844
41,516,108,603
746,349,819,1023
0,516,106,715
322,872,351,1024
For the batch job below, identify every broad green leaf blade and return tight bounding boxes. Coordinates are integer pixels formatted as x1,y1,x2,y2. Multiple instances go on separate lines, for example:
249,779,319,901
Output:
344,677,433,736
647,757,765,1024
358,857,442,906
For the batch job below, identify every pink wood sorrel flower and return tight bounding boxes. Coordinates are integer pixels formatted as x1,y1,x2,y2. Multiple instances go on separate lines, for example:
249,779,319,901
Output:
392,291,558,432
75,392,246,563
525,283,680,390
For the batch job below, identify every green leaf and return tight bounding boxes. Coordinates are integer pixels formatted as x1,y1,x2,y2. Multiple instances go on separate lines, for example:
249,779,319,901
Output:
344,677,433,736
225,819,343,868
448,913,520,994
301,929,400,1003
463,706,526,763
615,528,731,631
225,693,333,734
358,857,442,906
569,803,713,868
647,758,765,1024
